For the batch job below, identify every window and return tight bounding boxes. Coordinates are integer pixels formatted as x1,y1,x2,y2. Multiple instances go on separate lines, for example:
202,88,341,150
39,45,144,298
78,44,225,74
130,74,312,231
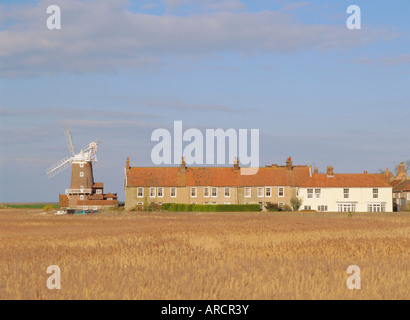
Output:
212,202,217,205
343,189,350,199
318,205,328,212
408,193,410,201
307,189,313,198
265,187,272,197
80,163,84,168
80,172,84,177
278,203,284,209
79,195,84,200
211,187,217,197
304,205,311,210
224,202,230,205
157,187,163,198
245,187,251,198
83,206,88,210
315,189,321,198
278,187,284,197
150,187,156,198
257,187,264,197
191,187,197,197
96,189,102,195
373,188,379,199
158,202,163,206
367,203,385,212
337,203,356,212
92,206,97,211
137,187,143,198
137,202,143,206
203,187,210,197
80,185,84,191
204,202,209,205
170,187,176,198
296,188,299,197
224,187,230,197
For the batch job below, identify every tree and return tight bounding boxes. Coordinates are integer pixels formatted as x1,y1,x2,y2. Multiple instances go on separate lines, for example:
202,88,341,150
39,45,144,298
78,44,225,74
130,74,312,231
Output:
290,197,303,211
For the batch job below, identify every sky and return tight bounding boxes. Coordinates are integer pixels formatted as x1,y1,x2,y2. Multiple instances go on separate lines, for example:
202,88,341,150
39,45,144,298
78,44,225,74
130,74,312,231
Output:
0,0,409,202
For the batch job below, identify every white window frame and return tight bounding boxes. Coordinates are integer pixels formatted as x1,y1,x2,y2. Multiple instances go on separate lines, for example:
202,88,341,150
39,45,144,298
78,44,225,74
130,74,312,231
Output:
278,202,284,209
343,188,350,199
211,187,218,198
315,189,321,198
150,187,156,198
265,187,272,197
80,163,84,168
157,187,164,198
191,187,197,198
137,187,144,198
373,188,379,199
245,187,251,198
318,205,328,212
307,189,313,199
224,187,230,198
80,172,84,177
278,187,284,198
83,206,88,210
203,187,210,197
96,189,102,195
304,205,311,210
170,187,177,198
257,187,264,197
92,206,98,211
79,195,84,200
224,202,230,205
337,203,356,212
137,202,143,206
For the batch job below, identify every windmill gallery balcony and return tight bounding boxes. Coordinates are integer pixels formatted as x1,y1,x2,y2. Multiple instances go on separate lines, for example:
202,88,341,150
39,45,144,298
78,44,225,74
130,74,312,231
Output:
65,188,92,195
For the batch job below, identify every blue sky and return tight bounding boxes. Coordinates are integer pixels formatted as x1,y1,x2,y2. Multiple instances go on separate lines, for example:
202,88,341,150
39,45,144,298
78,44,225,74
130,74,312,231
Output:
0,0,409,202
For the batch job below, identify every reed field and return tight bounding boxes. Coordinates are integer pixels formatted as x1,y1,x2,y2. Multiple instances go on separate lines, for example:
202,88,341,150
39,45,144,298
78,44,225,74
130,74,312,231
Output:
0,208,409,300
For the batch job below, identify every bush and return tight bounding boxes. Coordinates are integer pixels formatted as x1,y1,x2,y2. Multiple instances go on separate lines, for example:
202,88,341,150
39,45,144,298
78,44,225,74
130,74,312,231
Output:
265,202,281,212
290,197,303,211
43,205,54,212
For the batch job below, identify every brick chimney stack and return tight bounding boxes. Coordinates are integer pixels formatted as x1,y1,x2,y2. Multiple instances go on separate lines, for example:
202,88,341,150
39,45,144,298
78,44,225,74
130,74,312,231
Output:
396,162,408,180
327,166,334,177
180,156,186,172
314,167,319,174
234,156,239,171
126,157,130,169
286,157,293,170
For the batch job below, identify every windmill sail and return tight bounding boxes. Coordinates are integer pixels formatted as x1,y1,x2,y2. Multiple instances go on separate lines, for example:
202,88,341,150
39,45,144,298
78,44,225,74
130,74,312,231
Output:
46,156,71,178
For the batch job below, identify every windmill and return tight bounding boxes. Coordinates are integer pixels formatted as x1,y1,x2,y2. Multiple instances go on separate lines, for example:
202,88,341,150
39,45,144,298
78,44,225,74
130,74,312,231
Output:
46,125,102,201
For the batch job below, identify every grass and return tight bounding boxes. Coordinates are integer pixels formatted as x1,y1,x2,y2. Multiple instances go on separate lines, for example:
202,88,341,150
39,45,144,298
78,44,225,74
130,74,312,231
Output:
2,204,59,209
0,209,409,300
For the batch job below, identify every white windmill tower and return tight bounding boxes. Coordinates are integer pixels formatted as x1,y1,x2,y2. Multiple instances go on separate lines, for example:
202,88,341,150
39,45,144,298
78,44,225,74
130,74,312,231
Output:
46,125,101,203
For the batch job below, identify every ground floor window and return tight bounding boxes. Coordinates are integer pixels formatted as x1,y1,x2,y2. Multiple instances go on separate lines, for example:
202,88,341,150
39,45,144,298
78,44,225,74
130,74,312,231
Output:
318,205,328,212
304,205,311,210
337,203,356,212
367,203,385,212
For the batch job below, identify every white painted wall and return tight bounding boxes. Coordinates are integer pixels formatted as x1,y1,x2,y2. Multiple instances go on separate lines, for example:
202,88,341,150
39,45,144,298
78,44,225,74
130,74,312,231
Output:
297,187,393,212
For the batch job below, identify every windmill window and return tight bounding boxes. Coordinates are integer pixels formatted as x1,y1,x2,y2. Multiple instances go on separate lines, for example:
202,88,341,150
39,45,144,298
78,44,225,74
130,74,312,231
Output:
80,172,84,177
80,163,84,168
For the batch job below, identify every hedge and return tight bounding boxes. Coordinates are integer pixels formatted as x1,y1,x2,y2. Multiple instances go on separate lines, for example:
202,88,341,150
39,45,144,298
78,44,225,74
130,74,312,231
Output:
163,203,260,212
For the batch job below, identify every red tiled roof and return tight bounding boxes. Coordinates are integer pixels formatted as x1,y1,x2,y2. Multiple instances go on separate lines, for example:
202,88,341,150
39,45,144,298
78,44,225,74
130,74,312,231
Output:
298,173,392,188
126,166,311,187
393,180,410,192
78,200,118,206
92,182,104,188
89,194,104,200
104,193,118,199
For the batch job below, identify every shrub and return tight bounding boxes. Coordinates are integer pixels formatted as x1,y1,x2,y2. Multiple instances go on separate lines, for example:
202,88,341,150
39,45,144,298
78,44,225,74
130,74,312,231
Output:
290,197,303,211
265,202,281,212
43,205,54,212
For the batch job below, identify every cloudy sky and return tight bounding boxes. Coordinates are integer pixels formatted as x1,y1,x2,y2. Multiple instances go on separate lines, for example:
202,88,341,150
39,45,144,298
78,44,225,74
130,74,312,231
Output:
0,0,409,202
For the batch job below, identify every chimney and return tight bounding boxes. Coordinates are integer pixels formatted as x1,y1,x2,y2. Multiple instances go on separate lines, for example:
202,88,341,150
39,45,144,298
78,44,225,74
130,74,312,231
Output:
327,166,334,177
126,157,130,169
396,162,408,180
286,157,293,170
180,156,186,172
314,167,319,174
234,156,239,171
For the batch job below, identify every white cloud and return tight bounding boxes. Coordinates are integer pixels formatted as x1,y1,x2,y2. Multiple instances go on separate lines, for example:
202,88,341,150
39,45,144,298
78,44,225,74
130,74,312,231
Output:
0,0,393,77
